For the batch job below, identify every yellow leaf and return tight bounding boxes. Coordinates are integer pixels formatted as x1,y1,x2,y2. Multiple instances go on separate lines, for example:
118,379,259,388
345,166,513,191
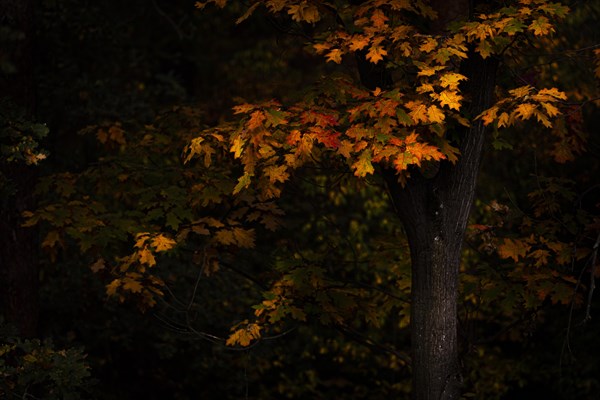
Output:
427,105,445,124
439,73,467,89
106,279,121,296
349,35,370,51
406,101,428,123
134,232,150,248
371,9,388,27
541,102,560,117
288,3,320,23
264,164,289,184
232,227,255,248
498,238,530,262
514,103,536,120
326,48,343,64
438,90,463,110
529,16,554,36
122,278,143,293
480,106,499,126
366,46,387,64
90,258,105,273
226,323,262,347
352,150,375,177
509,85,533,98
537,87,567,100
152,234,176,252
139,247,156,266
215,229,236,245
42,230,61,248
230,136,246,158
419,37,438,53
497,112,510,128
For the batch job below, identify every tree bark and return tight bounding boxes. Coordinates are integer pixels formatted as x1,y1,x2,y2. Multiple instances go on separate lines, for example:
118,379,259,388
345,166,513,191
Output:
0,0,39,337
384,54,498,399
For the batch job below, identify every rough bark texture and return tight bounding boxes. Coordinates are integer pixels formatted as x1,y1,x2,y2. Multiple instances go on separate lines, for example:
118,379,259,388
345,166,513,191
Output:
384,54,498,399
0,0,39,337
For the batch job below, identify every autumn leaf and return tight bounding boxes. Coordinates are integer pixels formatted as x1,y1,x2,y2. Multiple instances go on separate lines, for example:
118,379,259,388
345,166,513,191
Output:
349,35,370,51
439,73,467,89
529,16,554,36
264,164,289,184
427,105,445,124
498,238,530,262
90,258,106,273
352,150,375,177
151,234,176,252
122,278,143,293
419,37,438,53
326,49,343,64
514,103,536,120
139,247,157,266
226,323,262,346
437,90,463,110
406,101,428,124
366,46,387,64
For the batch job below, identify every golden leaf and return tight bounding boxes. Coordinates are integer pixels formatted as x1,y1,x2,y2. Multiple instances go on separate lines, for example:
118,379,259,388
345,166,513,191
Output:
90,258,106,273
326,48,343,64
139,247,157,267
439,73,467,89
406,101,428,124
349,35,371,51
419,37,438,53
498,238,530,262
514,103,536,120
427,105,445,124
366,46,387,64
152,234,176,252
438,90,463,110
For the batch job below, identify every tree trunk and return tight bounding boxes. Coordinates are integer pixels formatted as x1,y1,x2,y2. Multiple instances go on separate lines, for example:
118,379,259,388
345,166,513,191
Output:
0,0,39,337
384,54,498,399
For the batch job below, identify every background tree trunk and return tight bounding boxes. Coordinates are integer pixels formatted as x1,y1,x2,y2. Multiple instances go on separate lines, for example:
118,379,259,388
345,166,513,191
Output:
0,0,39,337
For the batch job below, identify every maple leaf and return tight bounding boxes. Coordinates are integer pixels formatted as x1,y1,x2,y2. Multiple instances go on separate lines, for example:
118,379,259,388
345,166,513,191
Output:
437,90,463,110
226,323,261,346
537,87,567,100
366,46,387,64
371,9,388,27
230,136,246,158
352,150,375,177
439,73,467,89
264,164,289,183
122,278,143,293
215,229,236,245
288,2,320,24
497,112,511,128
313,43,330,54
349,35,371,51
529,16,554,36
540,102,560,117
106,279,121,297
152,234,176,252
326,49,343,64
232,227,255,248
406,101,428,124
419,37,438,53
498,238,530,262
247,110,266,130
514,103,536,120
139,247,157,266
42,230,61,248
90,258,106,273
427,105,445,124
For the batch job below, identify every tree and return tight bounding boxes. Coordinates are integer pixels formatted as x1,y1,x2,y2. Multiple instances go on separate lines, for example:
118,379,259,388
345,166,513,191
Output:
16,0,599,398
184,1,573,398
